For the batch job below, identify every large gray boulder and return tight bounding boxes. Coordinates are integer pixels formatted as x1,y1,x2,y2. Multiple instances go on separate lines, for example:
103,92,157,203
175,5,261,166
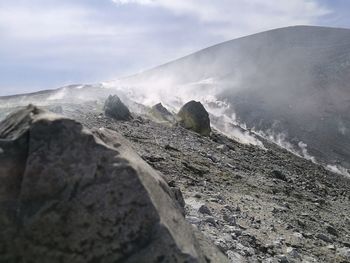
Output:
177,101,211,136
0,105,227,263
104,95,132,120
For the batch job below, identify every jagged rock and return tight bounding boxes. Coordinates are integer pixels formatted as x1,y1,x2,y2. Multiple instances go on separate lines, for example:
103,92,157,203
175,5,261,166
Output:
149,103,175,123
104,95,132,120
326,225,338,236
177,101,211,136
199,205,212,215
271,170,287,181
317,233,333,243
0,105,228,263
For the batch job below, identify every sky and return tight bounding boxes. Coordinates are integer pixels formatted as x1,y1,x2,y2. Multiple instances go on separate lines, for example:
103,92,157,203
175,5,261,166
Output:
0,0,349,95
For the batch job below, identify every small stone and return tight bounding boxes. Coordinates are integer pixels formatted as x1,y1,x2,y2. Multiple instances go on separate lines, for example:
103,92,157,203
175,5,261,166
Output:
271,170,287,181
168,180,176,187
199,205,212,215
223,213,236,226
231,228,243,237
224,205,234,212
302,232,313,239
207,153,218,163
276,255,289,263
205,216,217,226
286,247,300,259
317,233,332,243
193,193,202,198
326,225,338,236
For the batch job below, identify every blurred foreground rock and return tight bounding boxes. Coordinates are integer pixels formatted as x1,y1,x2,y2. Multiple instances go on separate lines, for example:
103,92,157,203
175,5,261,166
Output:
0,105,227,263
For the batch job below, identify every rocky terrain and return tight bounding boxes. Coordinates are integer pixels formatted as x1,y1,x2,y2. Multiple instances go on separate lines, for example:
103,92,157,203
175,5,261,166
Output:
1,24,350,263
1,89,350,263
64,99,350,263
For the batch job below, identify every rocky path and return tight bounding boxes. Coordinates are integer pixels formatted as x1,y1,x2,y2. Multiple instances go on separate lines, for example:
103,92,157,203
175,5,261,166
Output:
75,111,350,263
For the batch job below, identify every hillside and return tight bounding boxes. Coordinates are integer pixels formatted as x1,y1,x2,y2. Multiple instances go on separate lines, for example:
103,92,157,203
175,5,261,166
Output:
118,26,350,173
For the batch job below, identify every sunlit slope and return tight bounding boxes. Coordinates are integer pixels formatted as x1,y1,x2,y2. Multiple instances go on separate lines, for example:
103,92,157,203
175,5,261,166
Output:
124,26,350,170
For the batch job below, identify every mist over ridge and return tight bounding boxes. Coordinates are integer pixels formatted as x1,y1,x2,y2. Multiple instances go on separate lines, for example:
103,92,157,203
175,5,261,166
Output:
0,25,349,176
110,25,350,174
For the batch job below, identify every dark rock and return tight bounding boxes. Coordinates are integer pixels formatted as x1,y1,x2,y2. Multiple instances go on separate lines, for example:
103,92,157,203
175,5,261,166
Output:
326,225,338,236
177,101,211,136
149,103,175,123
204,216,217,226
317,233,333,243
223,213,236,226
199,205,212,215
0,105,228,263
164,144,180,152
271,170,287,181
103,95,132,121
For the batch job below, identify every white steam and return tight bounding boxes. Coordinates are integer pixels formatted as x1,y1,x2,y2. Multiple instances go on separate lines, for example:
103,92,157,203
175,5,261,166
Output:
1,77,349,178
326,165,350,177
104,77,265,147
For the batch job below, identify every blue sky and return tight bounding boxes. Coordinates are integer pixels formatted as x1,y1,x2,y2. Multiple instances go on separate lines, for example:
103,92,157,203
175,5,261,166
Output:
0,0,349,95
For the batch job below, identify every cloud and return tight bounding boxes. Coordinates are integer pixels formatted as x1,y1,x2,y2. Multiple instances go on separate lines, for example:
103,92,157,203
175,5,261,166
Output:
0,0,333,95
111,0,331,37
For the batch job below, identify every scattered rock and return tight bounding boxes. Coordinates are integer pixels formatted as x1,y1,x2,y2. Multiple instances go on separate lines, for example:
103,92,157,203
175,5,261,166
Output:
271,170,287,181
149,103,175,123
223,212,237,226
326,225,338,236
104,95,132,120
177,100,211,136
194,193,202,198
316,233,333,243
199,205,212,215
286,247,300,259
204,216,217,226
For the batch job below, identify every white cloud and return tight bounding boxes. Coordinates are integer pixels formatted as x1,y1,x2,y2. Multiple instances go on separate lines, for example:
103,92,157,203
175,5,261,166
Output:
0,5,144,40
0,0,333,95
112,0,330,37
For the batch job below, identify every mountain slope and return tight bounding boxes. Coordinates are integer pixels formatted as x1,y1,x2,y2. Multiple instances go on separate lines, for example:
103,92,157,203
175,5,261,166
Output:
120,26,350,171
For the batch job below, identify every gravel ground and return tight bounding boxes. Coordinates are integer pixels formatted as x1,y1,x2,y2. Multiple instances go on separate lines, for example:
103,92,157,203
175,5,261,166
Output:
69,108,350,263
